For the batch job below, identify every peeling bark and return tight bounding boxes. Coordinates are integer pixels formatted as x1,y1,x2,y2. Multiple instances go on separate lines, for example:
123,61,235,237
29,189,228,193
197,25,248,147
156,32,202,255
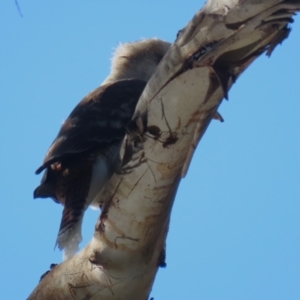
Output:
28,0,300,299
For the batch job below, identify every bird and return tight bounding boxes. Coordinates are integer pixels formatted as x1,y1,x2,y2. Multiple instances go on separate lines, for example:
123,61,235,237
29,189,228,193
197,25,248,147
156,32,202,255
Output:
34,38,171,260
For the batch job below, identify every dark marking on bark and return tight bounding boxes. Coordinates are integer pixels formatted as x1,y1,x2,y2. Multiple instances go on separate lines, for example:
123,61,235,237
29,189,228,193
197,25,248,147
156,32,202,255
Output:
203,69,221,104
162,133,178,148
145,159,157,183
176,29,184,40
147,125,162,139
39,263,57,282
126,167,149,198
114,235,140,248
123,111,148,167
127,111,148,137
266,25,291,57
157,248,167,268
263,17,294,25
158,98,179,148
212,65,232,100
159,98,172,133
98,177,124,231
121,151,147,175
213,111,224,123
68,281,94,296
192,41,218,61
88,254,103,268
225,16,253,30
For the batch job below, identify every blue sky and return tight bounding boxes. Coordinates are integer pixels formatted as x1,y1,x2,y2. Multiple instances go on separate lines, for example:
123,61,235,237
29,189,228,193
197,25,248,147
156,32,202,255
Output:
1,1,299,299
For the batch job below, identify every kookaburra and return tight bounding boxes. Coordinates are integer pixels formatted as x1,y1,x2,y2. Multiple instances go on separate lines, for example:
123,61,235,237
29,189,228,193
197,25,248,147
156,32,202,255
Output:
34,38,171,260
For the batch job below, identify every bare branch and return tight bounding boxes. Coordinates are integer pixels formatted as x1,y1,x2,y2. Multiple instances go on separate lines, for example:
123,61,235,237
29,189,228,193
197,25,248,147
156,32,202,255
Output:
28,0,300,299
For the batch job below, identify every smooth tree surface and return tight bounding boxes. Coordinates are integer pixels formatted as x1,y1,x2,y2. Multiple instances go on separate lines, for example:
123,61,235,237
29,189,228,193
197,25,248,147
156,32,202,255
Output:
1,1,299,299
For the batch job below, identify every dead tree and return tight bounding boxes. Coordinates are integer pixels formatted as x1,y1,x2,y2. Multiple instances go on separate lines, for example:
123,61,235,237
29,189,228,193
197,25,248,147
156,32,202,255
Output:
28,0,300,299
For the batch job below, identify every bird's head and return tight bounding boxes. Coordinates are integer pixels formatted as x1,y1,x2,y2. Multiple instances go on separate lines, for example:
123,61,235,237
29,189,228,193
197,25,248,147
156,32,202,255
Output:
103,38,171,84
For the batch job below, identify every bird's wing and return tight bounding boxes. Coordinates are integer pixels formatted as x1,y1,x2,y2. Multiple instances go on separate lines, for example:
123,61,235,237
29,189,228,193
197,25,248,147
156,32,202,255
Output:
35,79,147,174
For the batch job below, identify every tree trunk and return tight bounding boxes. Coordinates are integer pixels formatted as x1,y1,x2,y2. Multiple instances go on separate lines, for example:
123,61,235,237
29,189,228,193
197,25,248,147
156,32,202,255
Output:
28,0,300,299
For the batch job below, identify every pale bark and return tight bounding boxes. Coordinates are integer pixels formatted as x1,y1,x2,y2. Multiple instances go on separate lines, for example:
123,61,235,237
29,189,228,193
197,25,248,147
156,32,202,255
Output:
28,1,300,299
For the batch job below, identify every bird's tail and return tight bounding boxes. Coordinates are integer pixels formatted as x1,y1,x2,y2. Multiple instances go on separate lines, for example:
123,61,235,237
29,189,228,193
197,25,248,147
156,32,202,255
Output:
55,204,85,260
